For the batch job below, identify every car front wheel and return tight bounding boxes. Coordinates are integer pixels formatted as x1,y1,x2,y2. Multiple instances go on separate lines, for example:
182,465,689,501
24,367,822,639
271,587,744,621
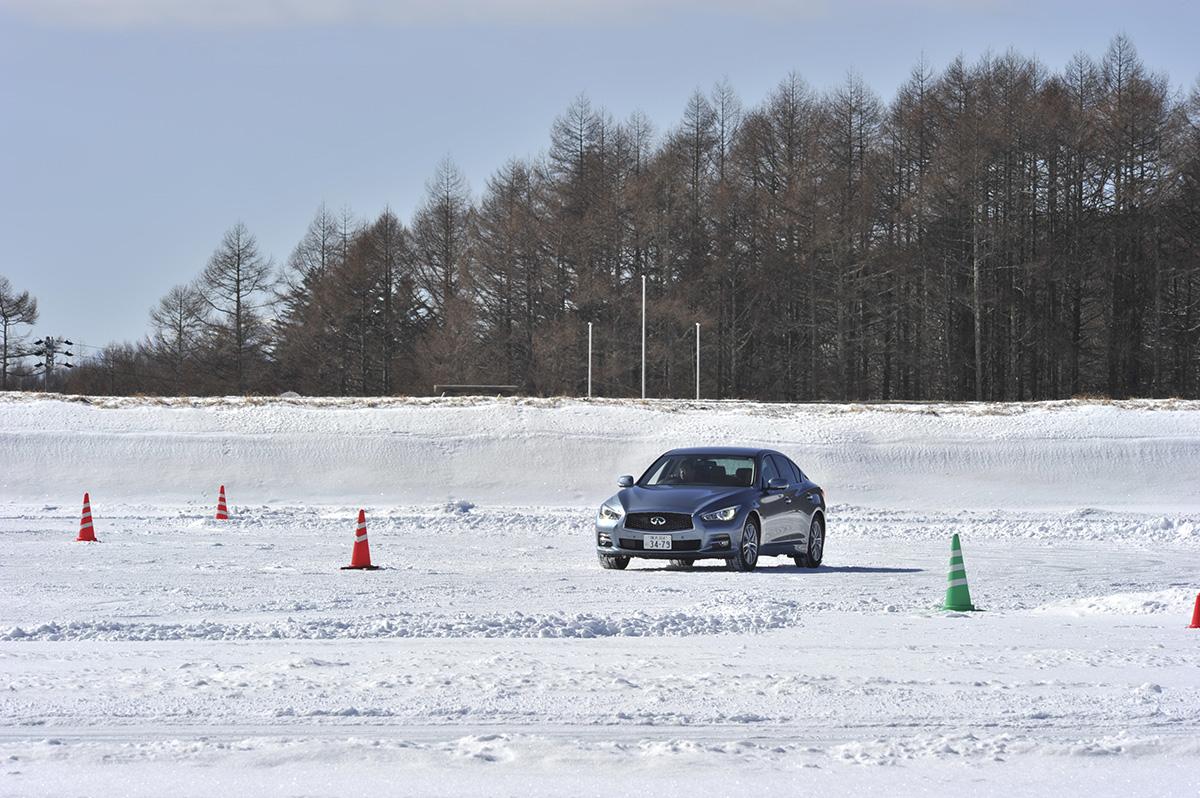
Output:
726,517,759,572
598,553,630,570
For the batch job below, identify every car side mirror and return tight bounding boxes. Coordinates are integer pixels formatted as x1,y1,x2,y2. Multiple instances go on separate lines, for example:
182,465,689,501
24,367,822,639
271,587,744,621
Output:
617,475,634,488
766,477,789,492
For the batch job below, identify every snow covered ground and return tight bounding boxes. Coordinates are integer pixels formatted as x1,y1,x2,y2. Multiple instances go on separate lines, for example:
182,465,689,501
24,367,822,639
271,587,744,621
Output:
1,394,1199,796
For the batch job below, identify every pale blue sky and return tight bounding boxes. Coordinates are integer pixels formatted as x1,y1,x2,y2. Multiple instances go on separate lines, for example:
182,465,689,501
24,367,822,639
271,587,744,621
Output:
1,0,1197,351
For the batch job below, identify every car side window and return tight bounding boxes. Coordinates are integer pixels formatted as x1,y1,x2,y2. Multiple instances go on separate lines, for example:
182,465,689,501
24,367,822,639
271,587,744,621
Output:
786,458,803,484
775,456,795,485
761,455,781,486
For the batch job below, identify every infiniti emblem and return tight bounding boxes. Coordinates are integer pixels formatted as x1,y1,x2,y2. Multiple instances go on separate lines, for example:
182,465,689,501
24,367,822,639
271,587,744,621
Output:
651,516,666,526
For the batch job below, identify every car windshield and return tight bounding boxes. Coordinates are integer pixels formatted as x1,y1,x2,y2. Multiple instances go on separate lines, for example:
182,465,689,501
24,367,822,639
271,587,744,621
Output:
640,455,756,488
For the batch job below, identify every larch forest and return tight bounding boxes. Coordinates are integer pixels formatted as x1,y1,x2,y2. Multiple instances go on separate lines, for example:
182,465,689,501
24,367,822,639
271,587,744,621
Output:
4,36,1199,402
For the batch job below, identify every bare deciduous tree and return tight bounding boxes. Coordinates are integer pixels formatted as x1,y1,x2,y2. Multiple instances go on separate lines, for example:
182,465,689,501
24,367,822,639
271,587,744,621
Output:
147,283,207,394
0,276,39,390
198,223,275,393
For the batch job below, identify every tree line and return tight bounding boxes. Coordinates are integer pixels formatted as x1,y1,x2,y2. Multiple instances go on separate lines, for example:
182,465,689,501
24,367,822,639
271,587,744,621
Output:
6,36,1200,401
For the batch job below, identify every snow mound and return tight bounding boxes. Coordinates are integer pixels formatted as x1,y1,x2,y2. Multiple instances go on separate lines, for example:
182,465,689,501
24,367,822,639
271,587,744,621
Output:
834,507,1200,544
0,602,808,642
830,731,1196,766
1034,588,1195,616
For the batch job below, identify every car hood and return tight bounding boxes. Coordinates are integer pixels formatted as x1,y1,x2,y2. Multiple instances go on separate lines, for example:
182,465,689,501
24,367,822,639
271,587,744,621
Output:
615,485,750,514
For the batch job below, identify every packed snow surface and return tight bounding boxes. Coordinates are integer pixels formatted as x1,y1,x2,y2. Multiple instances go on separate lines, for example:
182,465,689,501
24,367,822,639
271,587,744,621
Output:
1,394,1198,796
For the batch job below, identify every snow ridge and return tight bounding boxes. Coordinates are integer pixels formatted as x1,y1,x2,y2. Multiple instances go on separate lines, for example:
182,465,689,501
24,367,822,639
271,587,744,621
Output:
3,394,1199,510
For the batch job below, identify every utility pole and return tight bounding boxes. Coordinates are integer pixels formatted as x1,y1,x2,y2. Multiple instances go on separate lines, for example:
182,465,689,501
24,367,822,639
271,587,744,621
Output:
641,275,646,400
587,322,593,399
695,322,700,401
32,337,74,393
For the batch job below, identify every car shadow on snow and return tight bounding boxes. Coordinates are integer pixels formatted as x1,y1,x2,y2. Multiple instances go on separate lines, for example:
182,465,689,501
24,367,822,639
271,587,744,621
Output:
636,563,925,574
790,565,925,574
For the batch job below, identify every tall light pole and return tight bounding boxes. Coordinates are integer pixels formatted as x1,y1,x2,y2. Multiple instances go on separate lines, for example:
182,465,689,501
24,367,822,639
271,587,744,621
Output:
587,322,593,399
695,322,700,401
641,275,646,400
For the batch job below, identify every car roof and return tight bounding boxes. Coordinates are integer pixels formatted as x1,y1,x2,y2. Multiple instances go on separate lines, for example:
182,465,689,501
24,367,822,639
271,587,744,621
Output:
663,446,777,458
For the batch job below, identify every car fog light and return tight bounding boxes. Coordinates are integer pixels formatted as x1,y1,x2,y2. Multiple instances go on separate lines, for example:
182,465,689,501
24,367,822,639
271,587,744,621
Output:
597,532,612,547
713,534,730,548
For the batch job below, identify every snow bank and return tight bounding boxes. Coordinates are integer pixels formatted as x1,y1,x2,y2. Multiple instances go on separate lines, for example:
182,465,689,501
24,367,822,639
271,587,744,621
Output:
2,393,1199,510
0,602,808,642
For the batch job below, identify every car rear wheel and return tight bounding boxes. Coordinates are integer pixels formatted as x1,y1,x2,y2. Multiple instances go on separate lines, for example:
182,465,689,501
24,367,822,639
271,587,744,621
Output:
667,558,694,570
793,515,824,568
598,553,630,570
726,517,759,572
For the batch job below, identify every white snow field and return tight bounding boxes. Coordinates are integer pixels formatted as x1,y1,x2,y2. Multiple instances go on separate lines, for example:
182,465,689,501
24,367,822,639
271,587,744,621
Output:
1,393,1199,797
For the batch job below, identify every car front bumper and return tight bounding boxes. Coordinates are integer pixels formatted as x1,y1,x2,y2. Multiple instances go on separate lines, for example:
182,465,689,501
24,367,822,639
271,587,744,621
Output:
594,512,744,559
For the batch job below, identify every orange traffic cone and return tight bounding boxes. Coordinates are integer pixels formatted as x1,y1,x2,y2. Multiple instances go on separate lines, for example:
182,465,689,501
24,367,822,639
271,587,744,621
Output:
341,509,380,570
1189,593,1200,629
215,485,229,520
76,493,98,542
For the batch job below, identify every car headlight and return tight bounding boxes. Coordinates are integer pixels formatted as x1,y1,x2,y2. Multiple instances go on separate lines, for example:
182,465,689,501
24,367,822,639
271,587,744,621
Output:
598,504,622,522
700,505,739,522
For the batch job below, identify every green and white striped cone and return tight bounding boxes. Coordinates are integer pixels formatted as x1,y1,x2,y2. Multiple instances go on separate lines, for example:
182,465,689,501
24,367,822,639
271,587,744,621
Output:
943,533,976,611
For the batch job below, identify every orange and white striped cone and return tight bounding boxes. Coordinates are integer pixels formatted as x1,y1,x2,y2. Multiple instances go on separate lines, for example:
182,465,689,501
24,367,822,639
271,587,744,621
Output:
341,509,380,570
215,485,229,520
76,492,99,542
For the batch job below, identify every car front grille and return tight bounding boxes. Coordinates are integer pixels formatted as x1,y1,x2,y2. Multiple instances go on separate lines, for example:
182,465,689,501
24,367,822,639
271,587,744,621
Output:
619,538,703,552
624,512,694,532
